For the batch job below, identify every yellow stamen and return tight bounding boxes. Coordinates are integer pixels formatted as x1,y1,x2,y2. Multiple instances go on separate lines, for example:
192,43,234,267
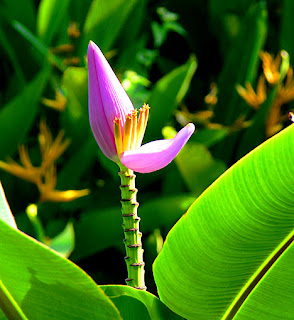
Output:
136,109,146,148
123,115,133,151
130,110,138,150
136,104,149,148
114,104,151,158
114,118,123,156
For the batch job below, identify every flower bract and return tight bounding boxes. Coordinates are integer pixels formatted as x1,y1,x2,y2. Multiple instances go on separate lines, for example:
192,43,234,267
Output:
88,41,195,173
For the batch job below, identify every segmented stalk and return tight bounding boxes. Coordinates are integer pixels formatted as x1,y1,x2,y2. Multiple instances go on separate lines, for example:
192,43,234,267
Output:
118,163,146,290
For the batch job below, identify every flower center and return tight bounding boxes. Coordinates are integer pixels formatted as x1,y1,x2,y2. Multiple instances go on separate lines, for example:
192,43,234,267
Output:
114,104,150,157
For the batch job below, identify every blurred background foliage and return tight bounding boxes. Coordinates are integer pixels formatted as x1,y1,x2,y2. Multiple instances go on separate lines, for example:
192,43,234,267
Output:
0,0,294,294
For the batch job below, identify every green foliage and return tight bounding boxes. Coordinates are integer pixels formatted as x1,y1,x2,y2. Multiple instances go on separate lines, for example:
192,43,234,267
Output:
0,184,16,230
214,2,267,125
1,0,294,318
101,285,184,319
37,0,72,45
81,0,139,53
0,67,50,159
0,196,121,319
153,124,294,319
72,195,194,261
146,56,197,140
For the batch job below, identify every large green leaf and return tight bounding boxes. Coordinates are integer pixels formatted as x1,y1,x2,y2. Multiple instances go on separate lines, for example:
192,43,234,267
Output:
101,285,184,320
153,124,294,319
0,67,50,159
0,212,121,319
71,195,195,261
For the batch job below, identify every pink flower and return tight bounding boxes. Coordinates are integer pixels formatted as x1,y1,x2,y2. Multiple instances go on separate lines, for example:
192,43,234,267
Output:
88,41,195,173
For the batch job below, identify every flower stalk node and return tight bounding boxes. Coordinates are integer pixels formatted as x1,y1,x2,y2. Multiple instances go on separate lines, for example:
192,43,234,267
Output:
118,164,146,290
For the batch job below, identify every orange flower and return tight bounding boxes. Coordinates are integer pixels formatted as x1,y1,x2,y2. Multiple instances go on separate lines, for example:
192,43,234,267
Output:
0,121,89,203
260,51,281,85
236,75,266,109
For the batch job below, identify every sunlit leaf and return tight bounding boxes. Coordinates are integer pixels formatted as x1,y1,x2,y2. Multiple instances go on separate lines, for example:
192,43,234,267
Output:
0,218,121,319
153,124,294,319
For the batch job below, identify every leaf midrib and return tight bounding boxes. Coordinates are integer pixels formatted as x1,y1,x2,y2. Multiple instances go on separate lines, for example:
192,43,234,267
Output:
222,229,294,320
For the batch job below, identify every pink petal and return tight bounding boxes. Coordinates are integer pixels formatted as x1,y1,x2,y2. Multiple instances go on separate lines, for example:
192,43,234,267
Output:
88,41,134,160
120,123,195,173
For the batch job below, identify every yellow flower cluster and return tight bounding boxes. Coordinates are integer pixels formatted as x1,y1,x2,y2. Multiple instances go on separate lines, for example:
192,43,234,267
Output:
0,121,89,202
236,50,294,136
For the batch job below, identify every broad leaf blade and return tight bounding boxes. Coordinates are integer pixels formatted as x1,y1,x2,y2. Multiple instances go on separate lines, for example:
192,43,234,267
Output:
101,285,184,320
0,183,16,229
0,219,121,319
153,124,294,319
233,239,294,319
0,280,28,320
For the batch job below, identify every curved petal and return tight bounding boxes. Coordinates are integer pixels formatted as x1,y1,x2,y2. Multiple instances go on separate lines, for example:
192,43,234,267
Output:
88,41,134,160
120,123,195,173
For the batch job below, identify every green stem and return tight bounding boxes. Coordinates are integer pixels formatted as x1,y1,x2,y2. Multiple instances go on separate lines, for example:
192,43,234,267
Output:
118,163,146,290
